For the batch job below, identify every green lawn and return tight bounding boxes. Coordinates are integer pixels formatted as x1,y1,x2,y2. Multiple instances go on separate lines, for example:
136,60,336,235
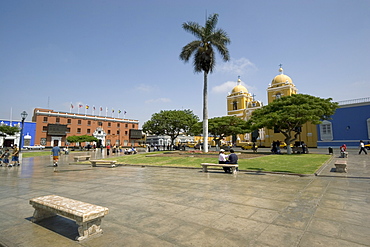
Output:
21,151,330,174
112,152,330,174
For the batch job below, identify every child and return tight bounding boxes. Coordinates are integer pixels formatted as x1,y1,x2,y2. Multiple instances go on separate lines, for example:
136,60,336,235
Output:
2,149,10,167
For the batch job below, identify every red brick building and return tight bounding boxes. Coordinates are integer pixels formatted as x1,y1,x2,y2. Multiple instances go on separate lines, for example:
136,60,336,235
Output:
32,108,141,147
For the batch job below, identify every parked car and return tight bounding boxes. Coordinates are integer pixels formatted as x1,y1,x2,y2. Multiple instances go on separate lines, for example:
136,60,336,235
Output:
365,143,370,150
23,145,45,150
241,142,254,150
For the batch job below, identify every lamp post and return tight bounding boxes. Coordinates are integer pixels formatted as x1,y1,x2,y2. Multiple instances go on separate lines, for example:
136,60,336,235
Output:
18,111,28,153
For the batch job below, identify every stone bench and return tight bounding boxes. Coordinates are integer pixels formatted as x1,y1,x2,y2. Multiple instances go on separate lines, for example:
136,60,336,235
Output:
201,163,239,174
335,160,347,173
29,195,109,241
90,160,117,167
74,156,91,162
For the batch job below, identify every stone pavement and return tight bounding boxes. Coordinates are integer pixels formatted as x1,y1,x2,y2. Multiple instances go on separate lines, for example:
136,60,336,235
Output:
0,148,369,247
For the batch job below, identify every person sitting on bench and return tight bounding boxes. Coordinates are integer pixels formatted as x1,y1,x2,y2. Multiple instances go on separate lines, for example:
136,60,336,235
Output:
218,149,229,173
225,149,238,173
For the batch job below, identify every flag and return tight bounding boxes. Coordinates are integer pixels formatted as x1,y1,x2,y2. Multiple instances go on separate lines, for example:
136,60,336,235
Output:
86,105,89,109
71,103,74,109
124,110,127,114
79,104,83,108
112,109,114,113
100,106,103,111
118,110,121,114
93,106,96,110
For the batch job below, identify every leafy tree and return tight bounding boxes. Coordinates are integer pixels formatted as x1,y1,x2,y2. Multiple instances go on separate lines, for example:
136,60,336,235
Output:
142,110,199,147
180,13,231,152
194,116,249,147
0,125,20,135
247,94,339,154
66,135,98,145
0,125,20,147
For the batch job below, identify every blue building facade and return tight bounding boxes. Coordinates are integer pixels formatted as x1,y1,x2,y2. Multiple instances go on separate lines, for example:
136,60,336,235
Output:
0,120,36,148
317,98,370,148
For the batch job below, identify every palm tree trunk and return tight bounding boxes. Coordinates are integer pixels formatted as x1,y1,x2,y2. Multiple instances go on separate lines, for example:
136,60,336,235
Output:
203,71,209,152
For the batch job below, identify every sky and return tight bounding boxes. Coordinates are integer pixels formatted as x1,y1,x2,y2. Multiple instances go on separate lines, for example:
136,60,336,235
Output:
1,0,369,127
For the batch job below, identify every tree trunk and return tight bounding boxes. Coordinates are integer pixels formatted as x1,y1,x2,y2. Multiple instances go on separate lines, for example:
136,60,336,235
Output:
203,71,209,153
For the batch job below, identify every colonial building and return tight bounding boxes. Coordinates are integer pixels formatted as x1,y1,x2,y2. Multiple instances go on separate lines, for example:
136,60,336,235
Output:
32,108,140,147
0,120,36,147
264,67,318,147
317,98,370,148
226,67,318,147
226,76,263,144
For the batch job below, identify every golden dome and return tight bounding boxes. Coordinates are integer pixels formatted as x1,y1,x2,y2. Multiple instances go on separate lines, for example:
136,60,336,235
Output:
231,78,248,94
270,67,293,87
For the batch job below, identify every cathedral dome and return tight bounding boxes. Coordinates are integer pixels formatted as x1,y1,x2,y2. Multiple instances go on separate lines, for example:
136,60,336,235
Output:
270,67,293,88
231,78,248,94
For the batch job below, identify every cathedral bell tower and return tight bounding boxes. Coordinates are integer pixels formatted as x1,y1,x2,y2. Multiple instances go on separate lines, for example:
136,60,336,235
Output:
267,66,297,103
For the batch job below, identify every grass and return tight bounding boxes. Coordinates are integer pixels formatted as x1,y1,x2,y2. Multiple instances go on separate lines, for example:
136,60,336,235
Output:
21,151,51,158
21,150,331,174
111,152,330,174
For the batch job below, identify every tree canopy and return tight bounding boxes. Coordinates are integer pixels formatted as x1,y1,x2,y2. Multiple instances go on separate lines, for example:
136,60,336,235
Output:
194,116,249,146
0,125,20,136
247,94,339,154
66,135,98,144
142,109,199,146
180,13,230,152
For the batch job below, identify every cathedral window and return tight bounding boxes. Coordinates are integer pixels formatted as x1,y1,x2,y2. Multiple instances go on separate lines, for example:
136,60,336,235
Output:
233,101,237,110
275,93,281,99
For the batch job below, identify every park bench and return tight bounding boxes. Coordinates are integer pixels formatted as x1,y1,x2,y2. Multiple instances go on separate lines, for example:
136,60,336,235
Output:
201,163,239,174
335,160,347,173
29,195,109,241
90,160,117,167
73,156,91,162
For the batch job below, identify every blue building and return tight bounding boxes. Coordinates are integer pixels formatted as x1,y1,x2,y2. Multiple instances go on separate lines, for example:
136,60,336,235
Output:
0,120,36,148
317,97,370,148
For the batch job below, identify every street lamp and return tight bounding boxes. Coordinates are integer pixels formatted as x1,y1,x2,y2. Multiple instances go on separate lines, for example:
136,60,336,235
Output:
19,111,28,153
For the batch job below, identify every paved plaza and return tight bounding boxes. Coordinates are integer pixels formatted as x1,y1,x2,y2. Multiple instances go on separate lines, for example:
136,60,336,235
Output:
0,148,369,246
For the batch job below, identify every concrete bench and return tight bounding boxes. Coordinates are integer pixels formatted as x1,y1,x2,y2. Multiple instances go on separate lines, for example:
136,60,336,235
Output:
29,195,109,241
90,160,117,167
340,151,348,158
73,156,91,162
201,163,239,174
335,160,347,173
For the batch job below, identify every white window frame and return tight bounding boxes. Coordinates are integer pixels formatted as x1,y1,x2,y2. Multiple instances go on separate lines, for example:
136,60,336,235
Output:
320,120,333,141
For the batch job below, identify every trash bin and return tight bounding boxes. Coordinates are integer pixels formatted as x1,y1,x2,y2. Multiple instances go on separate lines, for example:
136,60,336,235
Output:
328,147,333,155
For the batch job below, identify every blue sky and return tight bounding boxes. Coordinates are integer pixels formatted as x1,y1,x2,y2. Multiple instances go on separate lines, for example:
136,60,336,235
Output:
1,0,369,127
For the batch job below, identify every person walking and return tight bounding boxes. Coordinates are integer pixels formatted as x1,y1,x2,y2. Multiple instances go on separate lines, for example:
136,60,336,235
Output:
1,148,10,167
11,144,20,166
359,140,368,155
51,144,61,167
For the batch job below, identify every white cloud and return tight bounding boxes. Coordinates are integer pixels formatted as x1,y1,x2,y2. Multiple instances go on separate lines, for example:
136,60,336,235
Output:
212,80,257,95
136,84,152,92
218,57,256,75
145,98,171,104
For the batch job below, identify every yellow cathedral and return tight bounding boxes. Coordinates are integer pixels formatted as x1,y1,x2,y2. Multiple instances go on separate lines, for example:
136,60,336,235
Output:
226,67,318,147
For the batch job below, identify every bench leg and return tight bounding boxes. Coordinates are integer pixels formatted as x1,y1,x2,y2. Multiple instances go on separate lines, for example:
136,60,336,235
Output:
231,167,237,174
202,166,208,172
31,206,57,222
76,217,103,241
91,162,97,167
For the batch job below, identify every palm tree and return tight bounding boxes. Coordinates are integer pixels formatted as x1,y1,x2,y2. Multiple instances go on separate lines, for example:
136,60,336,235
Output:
180,13,230,152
